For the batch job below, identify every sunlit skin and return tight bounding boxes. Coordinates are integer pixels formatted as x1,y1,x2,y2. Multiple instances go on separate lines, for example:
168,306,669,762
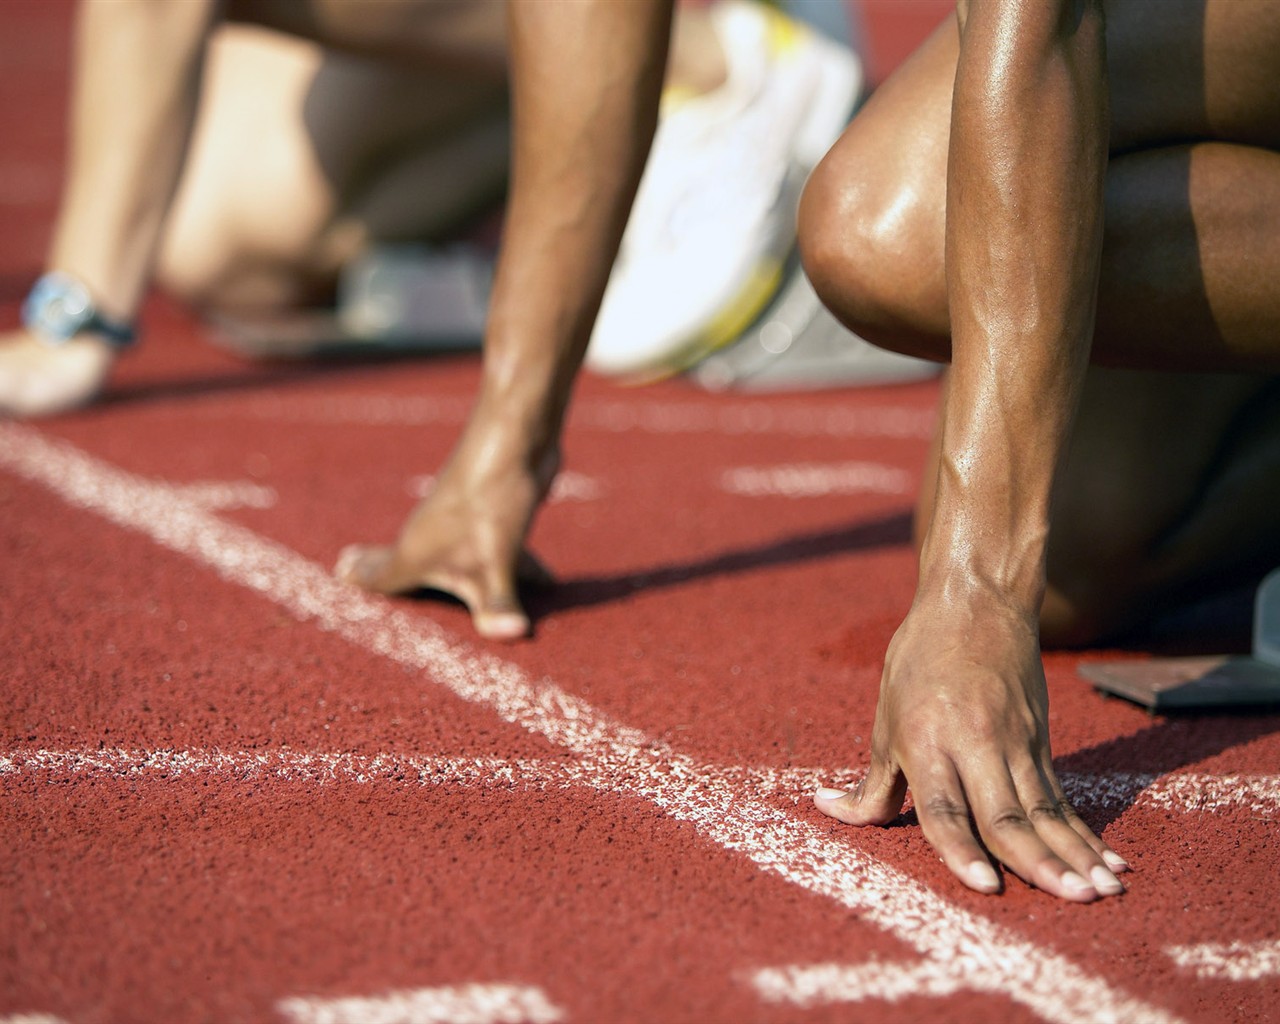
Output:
810,0,1119,902
801,0,1280,900
6,0,1278,903
336,1,673,638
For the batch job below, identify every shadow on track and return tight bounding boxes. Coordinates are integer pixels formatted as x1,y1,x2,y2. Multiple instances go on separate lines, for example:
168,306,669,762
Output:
85,351,477,413
528,510,914,617
1053,709,1280,832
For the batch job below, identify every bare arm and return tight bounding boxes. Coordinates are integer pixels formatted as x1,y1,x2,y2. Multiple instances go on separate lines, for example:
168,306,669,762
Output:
821,0,1126,900
338,0,673,639
927,0,1108,622
475,0,673,460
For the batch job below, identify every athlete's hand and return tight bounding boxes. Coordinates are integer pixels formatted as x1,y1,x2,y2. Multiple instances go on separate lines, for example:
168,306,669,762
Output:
0,327,116,417
335,431,557,640
816,594,1129,900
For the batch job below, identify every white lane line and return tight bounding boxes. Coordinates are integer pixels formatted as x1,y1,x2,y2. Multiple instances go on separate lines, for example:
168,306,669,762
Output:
189,393,936,440
0,748,556,788
5,749,1276,822
750,959,970,1008
1165,940,1280,982
168,479,278,511
277,984,564,1024
0,423,1183,1024
0,1015,71,1024
1062,771,1280,819
720,461,913,498
408,470,603,504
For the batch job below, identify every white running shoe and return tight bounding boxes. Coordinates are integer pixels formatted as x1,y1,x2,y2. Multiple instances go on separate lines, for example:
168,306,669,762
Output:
585,1,862,383
690,257,940,392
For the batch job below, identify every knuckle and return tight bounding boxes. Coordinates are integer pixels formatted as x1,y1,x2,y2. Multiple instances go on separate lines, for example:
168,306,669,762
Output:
1055,797,1084,822
987,807,1033,833
1026,800,1068,825
921,794,970,823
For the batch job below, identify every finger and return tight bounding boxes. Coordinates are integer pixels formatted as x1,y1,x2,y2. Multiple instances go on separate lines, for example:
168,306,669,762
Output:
470,594,531,640
815,751,908,827
1044,770,1130,876
967,766,1101,902
1013,764,1125,897
335,543,425,595
470,567,532,641
909,764,1003,894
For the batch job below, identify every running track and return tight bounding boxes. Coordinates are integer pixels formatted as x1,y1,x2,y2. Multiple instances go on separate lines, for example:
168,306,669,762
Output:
2,4,1278,1023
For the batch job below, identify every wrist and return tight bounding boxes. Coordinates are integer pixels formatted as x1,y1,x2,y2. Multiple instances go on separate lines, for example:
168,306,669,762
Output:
22,272,137,350
917,519,1048,619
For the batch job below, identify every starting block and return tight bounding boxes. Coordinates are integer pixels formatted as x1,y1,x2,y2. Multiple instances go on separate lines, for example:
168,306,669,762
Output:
1079,568,1280,709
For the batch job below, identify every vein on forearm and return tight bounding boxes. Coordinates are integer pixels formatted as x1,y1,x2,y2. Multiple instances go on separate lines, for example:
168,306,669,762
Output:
482,0,672,448
923,0,1108,610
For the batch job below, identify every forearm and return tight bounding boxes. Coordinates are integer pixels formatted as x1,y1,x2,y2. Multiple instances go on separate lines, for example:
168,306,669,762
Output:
476,0,673,457
920,0,1108,614
48,0,218,323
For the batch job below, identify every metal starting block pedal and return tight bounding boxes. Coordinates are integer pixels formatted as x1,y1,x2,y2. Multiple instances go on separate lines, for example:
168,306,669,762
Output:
1079,569,1280,710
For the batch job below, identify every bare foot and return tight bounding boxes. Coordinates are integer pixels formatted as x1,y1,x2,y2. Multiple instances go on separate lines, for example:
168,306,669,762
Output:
335,443,558,640
0,329,115,417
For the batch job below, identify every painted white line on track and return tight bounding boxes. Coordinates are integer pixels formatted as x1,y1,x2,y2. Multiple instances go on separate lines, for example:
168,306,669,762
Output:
1062,771,1280,819
721,461,912,498
168,479,278,511
1165,940,1280,982
409,470,603,504
0,1015,71,1024
0,423,1184,1024
189,393,936,440
277,984,564,1024
4,749,1276,822
0,748,556,788
750,959,970,1008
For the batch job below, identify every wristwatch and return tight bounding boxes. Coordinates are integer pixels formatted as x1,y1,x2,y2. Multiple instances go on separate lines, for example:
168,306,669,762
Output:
22,272,136,348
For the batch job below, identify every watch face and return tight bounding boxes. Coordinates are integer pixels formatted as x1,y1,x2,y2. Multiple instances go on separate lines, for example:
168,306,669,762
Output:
24,272,94,343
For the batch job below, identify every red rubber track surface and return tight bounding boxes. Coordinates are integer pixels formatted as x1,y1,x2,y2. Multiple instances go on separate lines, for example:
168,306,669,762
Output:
3,4,1278,1024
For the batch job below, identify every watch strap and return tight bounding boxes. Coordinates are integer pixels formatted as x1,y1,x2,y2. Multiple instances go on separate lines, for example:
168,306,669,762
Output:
22,272,137,349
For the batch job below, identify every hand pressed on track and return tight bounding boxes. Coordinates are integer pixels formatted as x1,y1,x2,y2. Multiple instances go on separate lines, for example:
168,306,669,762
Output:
815,596,1129,900
335,439,557,641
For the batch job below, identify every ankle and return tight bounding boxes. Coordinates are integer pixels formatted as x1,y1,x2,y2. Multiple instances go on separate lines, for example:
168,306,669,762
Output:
666,9,728,96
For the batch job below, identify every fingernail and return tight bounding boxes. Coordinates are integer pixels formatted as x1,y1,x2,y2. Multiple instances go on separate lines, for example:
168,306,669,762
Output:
1102,850,1129,872
1061,871,1094,895
1090,865,1124,895
815,787,848,801
333,547,359,579
967,861,1000,892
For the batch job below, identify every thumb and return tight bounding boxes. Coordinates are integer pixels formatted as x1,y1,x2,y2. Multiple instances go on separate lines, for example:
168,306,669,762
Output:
815,752,907,826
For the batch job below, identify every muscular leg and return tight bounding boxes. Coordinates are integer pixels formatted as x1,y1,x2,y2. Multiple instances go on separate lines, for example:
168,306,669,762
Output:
158,2,733,314
1042,369,1280,644
800,0,1280,643
156,19,509,312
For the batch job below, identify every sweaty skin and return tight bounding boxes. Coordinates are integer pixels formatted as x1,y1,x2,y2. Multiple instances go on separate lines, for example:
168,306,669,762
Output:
815,0,1126,900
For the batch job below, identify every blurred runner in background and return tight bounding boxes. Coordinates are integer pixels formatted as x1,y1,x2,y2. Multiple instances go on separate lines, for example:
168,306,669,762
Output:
2,0,928,418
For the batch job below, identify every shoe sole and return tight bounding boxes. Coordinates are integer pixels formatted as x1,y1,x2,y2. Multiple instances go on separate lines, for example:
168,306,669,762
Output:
602,25,863,385
690,253,940,392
